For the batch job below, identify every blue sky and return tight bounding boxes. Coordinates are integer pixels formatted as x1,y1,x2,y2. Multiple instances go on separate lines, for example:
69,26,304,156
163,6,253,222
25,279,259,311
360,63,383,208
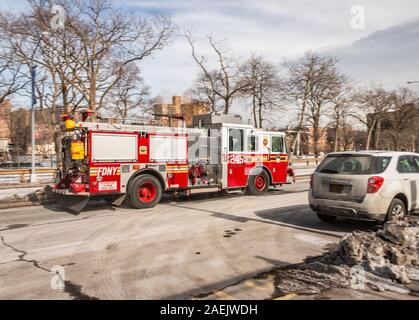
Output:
127,1,419,100
2,0,419,124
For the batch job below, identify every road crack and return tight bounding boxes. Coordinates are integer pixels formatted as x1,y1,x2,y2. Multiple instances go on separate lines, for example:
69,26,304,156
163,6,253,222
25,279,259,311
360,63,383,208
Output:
0,235,49,272
0,235,99,300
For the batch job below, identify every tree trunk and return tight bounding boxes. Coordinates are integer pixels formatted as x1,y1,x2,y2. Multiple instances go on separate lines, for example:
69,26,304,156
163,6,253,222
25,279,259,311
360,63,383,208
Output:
54,129,63,169
366,119,376,150
258,104,263,129
313,127,319,157
333,123,339,152
394,132,400,151
224,96,230,114
375,119,381,149
252,96,257,127
289,100,307,159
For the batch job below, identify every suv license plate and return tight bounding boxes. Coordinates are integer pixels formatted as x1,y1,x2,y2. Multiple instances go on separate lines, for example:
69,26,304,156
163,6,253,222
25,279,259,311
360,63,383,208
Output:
329,184,343,193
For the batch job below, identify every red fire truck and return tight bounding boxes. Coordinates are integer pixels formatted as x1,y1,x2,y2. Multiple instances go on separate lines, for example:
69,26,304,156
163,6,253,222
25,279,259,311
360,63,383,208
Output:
54,113,294,212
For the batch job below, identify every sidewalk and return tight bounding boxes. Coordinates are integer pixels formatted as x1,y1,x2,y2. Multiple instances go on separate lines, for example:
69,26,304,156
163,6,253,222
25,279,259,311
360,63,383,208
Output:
0,186,46,200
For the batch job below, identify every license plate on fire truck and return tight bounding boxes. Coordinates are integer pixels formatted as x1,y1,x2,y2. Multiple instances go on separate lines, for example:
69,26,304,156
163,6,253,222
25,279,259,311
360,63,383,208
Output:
98,181,117,191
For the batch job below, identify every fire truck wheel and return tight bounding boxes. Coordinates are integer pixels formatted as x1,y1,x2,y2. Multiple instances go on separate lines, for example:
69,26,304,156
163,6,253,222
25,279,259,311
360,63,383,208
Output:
247,170,270,195
128,174,162,209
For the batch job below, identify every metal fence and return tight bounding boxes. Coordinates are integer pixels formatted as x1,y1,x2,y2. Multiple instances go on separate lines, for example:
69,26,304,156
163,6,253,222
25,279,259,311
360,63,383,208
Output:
0,155,57,169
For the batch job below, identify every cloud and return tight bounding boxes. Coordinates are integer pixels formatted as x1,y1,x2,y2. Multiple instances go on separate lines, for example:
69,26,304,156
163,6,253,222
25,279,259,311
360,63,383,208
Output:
3,0,419,122
328,18,419,89
132,1,419,101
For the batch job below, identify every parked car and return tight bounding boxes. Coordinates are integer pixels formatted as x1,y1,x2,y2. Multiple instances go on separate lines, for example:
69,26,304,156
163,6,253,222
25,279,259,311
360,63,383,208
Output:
309,151,419,222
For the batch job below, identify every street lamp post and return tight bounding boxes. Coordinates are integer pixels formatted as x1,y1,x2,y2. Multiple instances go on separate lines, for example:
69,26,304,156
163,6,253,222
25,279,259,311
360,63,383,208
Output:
30,64,38,183
28,31,49,183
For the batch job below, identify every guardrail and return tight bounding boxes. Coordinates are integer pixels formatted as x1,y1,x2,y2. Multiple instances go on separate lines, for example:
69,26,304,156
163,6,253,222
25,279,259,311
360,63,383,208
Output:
290,158,323,166
0,168,55,185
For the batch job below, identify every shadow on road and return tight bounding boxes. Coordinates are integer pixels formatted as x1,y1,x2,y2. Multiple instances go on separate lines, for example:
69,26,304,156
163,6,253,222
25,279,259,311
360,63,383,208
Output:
160,188,293,205
254,205,380,234
38,186,303,215
162,256,287,300
166,201,379,238
43,199,117,215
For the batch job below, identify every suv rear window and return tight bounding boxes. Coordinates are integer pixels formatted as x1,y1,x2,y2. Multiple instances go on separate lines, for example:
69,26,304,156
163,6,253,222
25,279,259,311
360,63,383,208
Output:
317,155,391,175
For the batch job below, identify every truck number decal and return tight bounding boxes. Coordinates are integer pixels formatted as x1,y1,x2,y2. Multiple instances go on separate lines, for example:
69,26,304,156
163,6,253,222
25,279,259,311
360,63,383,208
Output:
228,154,244,164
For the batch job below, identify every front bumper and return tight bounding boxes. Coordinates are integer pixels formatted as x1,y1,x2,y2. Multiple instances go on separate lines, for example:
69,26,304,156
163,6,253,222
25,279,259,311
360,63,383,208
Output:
308,189,390,221
52,188,90,196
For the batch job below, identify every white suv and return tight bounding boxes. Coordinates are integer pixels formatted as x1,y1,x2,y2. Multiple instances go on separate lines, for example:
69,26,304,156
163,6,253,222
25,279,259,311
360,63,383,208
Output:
309,151,419,222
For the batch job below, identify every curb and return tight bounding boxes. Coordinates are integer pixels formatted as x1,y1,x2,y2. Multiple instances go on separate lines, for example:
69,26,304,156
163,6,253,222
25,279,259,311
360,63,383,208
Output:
0,188,59,210
0,199,57,209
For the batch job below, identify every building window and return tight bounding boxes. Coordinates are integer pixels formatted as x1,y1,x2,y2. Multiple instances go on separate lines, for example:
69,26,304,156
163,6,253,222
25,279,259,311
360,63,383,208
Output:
229,129,243,152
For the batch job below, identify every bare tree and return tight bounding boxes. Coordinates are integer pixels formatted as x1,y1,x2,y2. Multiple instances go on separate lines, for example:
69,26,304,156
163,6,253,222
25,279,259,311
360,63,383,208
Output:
305,56,346,156
327,84,353,152
105,63,150,121
339,123,357,151
188,72,220,113
8,108,31,158
282,51,344,157
240,55,281,128
384,87,418,151
58,0,174,113
352,87,393,150
0,0,173,113
0,50,27,104
186,33,249,114
0,0,174,166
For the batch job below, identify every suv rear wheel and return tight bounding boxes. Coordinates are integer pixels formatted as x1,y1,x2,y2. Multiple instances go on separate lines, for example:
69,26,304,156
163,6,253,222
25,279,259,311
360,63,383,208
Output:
128,174,162,209
316,213,337,222
386,198,407,221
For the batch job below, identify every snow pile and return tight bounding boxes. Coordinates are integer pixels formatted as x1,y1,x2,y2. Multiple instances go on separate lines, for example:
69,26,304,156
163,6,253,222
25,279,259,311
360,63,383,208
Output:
274,217,419,296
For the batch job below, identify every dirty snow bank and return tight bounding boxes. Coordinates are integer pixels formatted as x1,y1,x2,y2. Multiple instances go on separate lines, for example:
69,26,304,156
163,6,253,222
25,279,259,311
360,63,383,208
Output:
274,217,419,296
0,186,57,207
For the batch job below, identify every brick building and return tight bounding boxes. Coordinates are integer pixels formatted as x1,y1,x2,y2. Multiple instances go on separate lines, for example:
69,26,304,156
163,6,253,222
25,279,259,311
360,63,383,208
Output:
153,96,210,127
0,100,12,160
286,125,358,157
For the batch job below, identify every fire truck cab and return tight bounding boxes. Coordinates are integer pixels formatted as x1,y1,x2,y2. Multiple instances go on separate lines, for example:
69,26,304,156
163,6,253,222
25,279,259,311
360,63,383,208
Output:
54,114,293,212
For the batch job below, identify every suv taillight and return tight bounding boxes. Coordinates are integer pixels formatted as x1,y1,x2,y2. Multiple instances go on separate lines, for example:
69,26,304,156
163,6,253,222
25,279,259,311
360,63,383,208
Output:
367,176,384,193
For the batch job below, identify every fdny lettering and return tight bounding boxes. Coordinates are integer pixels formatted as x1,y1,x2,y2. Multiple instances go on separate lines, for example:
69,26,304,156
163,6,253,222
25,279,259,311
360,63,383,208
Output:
97,167,119,176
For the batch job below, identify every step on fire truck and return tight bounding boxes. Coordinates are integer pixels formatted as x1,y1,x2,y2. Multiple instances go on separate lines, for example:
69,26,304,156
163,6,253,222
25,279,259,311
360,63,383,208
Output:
54,113,294,212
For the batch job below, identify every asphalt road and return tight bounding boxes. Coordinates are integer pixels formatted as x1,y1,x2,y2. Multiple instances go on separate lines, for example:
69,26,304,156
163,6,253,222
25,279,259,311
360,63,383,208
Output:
0,181,380,300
